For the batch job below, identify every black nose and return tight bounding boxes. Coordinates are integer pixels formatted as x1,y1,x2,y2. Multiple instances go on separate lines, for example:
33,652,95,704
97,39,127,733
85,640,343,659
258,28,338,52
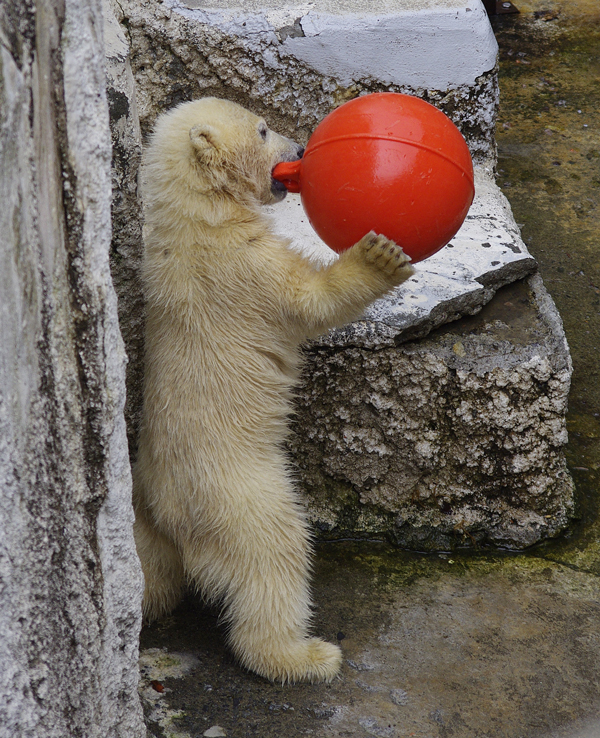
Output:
297,147,305,159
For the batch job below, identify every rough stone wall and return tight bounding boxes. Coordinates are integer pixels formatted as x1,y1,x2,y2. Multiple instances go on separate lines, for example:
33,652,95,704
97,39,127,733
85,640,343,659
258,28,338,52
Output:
104,0,146,455
0,0,145,735
293,275,574,550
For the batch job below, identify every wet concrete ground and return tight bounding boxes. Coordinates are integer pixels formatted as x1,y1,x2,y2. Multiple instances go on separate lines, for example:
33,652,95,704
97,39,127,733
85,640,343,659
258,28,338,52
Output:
140,3,600,736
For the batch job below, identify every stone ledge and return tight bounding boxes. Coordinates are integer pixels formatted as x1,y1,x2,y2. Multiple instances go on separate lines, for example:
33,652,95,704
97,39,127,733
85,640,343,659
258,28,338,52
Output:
267,166,538,348
174,0,497,90
103,0,575,548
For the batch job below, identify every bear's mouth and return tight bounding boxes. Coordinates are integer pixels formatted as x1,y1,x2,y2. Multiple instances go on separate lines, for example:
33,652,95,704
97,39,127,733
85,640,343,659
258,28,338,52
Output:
271,153,303,200
271,176,288,194
270,172,290,202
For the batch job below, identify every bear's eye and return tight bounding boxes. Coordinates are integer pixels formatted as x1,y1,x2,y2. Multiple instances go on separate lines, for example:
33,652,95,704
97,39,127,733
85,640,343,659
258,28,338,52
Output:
258,123,268,141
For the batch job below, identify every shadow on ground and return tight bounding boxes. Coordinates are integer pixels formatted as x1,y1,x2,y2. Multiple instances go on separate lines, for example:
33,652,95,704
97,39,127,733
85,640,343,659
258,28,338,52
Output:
139,2,600,736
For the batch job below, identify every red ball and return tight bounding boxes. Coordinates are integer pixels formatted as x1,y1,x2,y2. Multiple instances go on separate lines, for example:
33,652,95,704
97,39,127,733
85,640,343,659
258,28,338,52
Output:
272,93,475,263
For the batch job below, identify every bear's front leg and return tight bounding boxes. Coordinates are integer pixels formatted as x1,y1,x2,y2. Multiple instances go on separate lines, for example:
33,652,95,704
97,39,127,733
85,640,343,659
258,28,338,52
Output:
180,467,342,684
286,231,415,336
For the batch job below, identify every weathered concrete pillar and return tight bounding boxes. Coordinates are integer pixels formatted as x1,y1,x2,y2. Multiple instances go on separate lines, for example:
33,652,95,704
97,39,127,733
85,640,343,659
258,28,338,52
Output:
0,0,145,735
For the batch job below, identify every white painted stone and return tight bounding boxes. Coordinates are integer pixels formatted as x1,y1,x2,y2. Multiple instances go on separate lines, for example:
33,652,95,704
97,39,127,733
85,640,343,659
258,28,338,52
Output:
120,0,498,160
171,0,497,90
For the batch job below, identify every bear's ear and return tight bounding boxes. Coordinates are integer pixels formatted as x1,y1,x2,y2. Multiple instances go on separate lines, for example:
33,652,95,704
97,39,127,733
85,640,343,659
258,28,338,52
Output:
189,124,221,156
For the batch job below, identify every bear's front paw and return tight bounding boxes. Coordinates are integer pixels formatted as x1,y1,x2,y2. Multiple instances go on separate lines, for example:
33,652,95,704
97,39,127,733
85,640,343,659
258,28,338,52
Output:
357,231,415,284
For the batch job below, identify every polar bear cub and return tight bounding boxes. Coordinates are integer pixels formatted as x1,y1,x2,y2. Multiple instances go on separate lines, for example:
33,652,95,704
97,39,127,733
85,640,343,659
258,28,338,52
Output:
134,97,414,684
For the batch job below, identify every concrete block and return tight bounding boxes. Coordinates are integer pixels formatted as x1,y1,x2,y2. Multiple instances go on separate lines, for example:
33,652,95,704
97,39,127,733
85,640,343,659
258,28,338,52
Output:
292,275,574,550
266,154,573,549
119,0,499,161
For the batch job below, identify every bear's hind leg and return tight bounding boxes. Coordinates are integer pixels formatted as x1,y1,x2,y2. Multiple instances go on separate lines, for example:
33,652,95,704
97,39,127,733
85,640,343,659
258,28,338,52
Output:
181,479,342,684
134,509,185,621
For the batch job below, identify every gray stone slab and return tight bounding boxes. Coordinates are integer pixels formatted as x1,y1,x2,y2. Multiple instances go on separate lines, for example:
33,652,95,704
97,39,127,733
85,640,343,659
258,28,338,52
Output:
173,0,498,89
120,0,499,161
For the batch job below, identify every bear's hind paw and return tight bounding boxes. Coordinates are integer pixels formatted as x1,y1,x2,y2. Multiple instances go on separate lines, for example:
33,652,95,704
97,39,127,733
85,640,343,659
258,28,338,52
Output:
299,638,343,684
245,638,342,685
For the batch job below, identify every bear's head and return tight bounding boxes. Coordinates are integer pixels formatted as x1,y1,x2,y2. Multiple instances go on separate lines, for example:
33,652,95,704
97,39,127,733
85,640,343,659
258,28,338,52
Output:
147,97,304,208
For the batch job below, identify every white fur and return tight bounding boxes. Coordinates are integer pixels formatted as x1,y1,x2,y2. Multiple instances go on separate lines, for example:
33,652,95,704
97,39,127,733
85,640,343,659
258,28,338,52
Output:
134,97,414,683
